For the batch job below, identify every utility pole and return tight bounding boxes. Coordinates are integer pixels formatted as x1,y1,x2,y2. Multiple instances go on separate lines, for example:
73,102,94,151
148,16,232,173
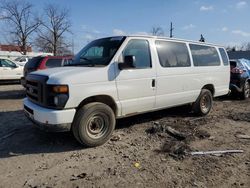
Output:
170,22,174,38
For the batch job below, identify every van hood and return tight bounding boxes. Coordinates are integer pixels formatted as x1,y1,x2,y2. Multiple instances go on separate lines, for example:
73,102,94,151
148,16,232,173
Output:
31,66,113,85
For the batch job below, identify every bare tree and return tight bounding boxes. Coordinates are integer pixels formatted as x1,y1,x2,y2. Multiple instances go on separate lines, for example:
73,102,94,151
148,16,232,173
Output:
0,0,40,55
239,42,250,51
151,26,164,36
36,4,71,56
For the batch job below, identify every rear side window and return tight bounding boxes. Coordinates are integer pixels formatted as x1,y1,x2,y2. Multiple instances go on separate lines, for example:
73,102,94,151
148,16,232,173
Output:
46,59,62,68
25,56,43,69
219,48,229,65
189,44,220,66
156,40,191,67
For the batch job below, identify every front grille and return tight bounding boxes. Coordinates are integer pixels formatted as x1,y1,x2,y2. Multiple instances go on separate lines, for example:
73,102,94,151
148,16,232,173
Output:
26,74,48,106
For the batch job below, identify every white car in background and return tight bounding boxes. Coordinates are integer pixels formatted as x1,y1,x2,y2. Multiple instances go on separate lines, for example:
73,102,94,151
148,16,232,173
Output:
14,56,29,66
0,58,23,81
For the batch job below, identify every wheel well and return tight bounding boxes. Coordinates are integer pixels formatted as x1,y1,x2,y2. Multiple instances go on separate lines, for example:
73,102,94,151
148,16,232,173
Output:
77,95,117,116
202,84,215,96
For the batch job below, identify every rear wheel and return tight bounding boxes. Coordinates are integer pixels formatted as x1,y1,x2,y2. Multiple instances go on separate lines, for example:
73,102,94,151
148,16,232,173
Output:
72,102,115,147
193,89,213,116
240,80,250,100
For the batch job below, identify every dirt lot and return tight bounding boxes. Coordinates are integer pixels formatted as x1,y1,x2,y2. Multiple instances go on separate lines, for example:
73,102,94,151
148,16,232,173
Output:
0,84,249,188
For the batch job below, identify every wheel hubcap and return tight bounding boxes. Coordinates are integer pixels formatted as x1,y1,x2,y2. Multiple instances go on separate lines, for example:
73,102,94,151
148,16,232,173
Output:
86,113,108,139
200,94,211,113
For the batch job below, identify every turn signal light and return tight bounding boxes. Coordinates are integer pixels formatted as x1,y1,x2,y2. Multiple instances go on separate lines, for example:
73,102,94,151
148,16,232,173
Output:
52,85,68,93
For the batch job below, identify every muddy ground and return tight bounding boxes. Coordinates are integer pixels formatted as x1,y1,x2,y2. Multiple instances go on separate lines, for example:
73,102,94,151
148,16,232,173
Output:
0,84,249,188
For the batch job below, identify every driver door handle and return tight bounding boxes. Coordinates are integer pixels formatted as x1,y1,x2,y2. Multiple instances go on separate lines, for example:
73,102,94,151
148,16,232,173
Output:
152,79,156,88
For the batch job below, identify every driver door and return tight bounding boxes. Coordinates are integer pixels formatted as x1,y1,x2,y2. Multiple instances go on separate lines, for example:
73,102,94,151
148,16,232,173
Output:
115,39,156,116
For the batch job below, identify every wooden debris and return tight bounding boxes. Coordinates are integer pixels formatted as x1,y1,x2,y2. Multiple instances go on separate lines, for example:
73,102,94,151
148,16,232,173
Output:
235,134,250,139
191,150,244,156
165,126,186,140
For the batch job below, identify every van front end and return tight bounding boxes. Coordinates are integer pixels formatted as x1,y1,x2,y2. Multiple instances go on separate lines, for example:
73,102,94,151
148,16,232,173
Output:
23,74,75,132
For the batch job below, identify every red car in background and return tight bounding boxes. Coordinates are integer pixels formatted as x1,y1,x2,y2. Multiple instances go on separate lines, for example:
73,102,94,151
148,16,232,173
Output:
21,55,73,86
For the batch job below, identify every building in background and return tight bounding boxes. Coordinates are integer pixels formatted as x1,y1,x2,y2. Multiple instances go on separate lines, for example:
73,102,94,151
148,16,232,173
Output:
0,44,52,60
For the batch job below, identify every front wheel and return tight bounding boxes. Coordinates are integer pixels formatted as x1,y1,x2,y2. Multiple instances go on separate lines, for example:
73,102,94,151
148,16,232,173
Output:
72,102,116,147
193,89,213,116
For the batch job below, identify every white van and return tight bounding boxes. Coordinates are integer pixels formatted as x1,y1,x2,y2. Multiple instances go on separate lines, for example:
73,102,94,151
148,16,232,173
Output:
23,36,230,146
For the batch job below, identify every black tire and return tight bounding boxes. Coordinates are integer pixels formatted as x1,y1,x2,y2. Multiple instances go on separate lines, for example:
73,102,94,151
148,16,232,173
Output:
240,80,250,100
72,102,115,147
193,89,213,116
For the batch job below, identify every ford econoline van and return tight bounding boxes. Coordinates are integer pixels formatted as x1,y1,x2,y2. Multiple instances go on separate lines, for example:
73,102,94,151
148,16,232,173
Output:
23,36,230,147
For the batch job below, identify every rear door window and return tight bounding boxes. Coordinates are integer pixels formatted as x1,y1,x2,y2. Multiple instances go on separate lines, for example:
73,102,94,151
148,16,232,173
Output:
219,48,229,65
46,59,62,68
189,44,220,66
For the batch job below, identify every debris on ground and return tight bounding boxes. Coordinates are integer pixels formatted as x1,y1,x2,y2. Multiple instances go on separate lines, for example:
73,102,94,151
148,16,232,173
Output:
70,173,87,181
165,126,186,140
161,141,191,160
235,134,250,139
134,162,140,168
110,135,121,141
190,150,244,156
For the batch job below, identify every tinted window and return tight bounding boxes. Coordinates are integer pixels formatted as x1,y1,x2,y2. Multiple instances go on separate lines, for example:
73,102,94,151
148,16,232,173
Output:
156,40,191,67
46,59,62,68
0,59,16,67
123,39,151,68
73,37,125,66
25,56,43,69
190,44,220,66
219,48,229,65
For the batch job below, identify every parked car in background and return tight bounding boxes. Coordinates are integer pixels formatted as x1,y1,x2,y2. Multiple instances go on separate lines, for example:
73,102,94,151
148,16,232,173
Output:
14,56,30,66
0,58,23,81
230,59,250,99
21,55,73,86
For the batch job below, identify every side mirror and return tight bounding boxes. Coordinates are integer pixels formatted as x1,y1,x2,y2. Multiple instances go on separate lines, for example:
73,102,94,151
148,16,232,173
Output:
118,55,136,70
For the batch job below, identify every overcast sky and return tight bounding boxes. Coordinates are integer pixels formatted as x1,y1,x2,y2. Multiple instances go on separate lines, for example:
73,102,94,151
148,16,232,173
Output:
1,0,250,52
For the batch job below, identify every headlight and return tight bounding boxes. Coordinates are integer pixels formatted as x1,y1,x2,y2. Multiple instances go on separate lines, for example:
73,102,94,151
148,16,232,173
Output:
46,85,69,109
54,94,69,107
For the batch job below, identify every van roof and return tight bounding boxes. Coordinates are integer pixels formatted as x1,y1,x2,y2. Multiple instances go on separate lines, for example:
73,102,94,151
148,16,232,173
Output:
114,35,225,48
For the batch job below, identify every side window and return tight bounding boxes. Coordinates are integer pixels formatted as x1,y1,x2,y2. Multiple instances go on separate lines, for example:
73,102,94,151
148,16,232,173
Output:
219,48,229,65
46,59,62,68
155,40,191,67
190,44,220,66
1,59,16,67
123,39,151,69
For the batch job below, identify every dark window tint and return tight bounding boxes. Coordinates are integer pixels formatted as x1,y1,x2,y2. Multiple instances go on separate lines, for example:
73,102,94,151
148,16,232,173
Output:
123,39,151,68
46,59,62,68
156,40,191,67
190,44,220,66
73,37,125,66
219,48,229,65
25,56,43,69
0,59,16,67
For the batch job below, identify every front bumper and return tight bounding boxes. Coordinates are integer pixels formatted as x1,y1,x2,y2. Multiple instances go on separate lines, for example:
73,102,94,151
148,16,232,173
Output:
23,98,76,132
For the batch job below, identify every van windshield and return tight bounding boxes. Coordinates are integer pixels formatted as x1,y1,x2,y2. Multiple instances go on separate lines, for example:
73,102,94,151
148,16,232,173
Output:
69,36,126,67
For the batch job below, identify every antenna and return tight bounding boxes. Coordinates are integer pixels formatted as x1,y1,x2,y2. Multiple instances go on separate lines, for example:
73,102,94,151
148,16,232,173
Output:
170,22,174,38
